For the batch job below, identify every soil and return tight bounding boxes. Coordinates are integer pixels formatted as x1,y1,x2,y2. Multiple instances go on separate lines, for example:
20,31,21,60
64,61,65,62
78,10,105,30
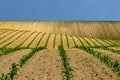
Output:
66,48,120,80
0,49,31,76
14,49,65,80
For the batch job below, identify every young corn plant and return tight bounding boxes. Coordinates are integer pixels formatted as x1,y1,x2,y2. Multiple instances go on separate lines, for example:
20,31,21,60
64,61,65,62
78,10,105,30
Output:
0,63,17,80
0,73,8,80
9,63,17,80
58,45,72,80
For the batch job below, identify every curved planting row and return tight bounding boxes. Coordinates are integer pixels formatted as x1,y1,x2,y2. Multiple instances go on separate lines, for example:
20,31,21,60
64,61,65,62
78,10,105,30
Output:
0,47,45,80
17,31,36,48
58,45,72,80
75,46,120,76
2,31,28,48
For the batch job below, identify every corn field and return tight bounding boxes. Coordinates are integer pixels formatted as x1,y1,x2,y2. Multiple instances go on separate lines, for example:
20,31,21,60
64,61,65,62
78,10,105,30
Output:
0,21,120,80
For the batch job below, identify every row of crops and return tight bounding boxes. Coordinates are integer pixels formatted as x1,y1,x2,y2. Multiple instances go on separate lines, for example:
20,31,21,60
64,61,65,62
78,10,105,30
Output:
0,28,120,80
0,28,120,49
0,44,120,80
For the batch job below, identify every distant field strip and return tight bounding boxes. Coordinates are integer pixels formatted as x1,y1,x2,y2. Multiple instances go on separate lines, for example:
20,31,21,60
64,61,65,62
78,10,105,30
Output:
0,28,119,49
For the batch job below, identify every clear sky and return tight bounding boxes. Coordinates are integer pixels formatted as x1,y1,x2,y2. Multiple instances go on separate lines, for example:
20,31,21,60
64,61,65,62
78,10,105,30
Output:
0,0,120,20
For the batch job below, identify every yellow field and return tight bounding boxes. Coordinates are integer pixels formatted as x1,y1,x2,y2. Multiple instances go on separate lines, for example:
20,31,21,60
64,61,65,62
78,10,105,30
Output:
0,21,120,80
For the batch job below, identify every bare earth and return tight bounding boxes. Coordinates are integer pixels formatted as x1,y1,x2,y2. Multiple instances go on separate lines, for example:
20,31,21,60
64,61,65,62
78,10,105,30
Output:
0,49,31,76
14,49,65,80
66,48,120,80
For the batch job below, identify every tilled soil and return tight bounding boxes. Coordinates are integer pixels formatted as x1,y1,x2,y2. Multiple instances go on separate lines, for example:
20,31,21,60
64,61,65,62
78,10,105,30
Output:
66,48,119,80
14,49,65,80
0,49,31,76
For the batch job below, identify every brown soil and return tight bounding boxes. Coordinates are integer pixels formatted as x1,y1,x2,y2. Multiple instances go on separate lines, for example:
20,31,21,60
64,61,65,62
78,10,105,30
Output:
0,49,31,76
14,49,65,80
66,48,119,80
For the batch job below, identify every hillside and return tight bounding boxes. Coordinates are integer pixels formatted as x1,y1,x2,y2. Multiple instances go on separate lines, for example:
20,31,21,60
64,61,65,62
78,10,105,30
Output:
0,21,120,80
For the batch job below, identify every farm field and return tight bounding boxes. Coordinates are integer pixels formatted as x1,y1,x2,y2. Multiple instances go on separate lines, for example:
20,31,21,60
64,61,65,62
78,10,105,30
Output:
0,21,120,80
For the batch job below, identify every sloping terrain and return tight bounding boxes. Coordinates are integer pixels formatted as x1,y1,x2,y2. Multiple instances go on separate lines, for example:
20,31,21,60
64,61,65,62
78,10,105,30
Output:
0,21,120,80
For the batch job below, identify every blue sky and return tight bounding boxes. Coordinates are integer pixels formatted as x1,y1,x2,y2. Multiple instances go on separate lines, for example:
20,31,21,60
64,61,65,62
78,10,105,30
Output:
0,0,120,20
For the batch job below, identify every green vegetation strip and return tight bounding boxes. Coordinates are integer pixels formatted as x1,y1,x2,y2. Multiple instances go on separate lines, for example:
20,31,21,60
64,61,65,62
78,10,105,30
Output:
58,45,72,80
71,36,76,46
65,35,69,48
45,33,51,47
0,47,45,80
53,34,56,48
60,34,63,46
75,46,120,76
0,47,26,56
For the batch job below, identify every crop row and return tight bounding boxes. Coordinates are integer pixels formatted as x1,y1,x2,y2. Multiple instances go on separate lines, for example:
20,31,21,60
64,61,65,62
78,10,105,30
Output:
75,46,120,76
0,31,23,45
36,32,46,48
0,47,45,80
3,31,28,48
26,32,41,48
0,28,119,49
58,45,72,80
17,31,36,48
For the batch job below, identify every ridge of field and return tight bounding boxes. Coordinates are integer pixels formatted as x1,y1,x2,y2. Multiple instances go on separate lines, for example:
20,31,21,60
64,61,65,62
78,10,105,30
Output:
0,21,120,39
0,28,119,49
